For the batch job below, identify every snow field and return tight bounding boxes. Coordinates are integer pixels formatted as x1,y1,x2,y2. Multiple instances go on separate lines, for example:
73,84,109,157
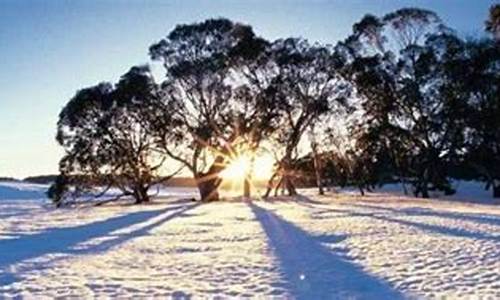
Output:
0,182,499,298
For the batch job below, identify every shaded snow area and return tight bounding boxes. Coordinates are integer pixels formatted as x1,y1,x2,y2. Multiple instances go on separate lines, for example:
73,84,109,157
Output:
0,182,48,201
1,182,499,298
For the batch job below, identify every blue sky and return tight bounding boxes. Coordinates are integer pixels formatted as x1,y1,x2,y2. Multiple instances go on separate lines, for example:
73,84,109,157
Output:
0,0,496,178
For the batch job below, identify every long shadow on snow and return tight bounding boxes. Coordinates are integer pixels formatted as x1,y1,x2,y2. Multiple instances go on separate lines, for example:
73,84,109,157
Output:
70,203,201,255
315,205,500,243
293,195,500,242
372,213,500,242
342,202,500,228
248,202,404,300
0,203,200,285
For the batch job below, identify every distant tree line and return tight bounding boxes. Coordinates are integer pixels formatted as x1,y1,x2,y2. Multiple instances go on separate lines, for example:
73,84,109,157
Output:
49,5,500,206
24,175,58,184
0,177,19,182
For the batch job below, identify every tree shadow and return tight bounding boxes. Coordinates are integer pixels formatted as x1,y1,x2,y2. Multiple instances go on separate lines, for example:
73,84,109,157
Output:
372,213,500,242
320,203,500,243
295,194,326,205
0,203,200,285
70,203,200,255
262,195,326,209
296,195,500,242
248,202,404,299
343,202,500,228
172,290,192,299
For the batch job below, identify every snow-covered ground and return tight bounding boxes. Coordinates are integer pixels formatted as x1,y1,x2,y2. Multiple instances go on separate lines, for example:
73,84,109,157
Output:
0,181,499,298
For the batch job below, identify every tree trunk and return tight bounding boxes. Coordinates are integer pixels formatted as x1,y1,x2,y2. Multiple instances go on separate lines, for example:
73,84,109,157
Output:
284,175,297,196
311,142,324,195
413,184,419,197
309,126,324,195
420,181,429,198
401,177,408,195
391,149,408,195
358,185,365,196
280,178,286,195
243,179,251,198
414,180,430,198
485,181,491,191
243,154,255,198
265,155,297,197
281,154,297,196
274,175,284,196
421,168,430,198
196,155,225,201
134,185,150,204
493,182,500,198
264,171,278,198
197,179,220,201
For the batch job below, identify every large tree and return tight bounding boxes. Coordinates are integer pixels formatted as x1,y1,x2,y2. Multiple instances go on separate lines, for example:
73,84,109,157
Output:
337,8,466,197
262,38,349,197
50,66,176,206
447,38,500,197
149,18,275,200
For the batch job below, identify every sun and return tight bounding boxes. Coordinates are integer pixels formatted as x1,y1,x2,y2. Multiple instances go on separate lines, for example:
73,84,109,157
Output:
220,153,275,182
220,155,250,180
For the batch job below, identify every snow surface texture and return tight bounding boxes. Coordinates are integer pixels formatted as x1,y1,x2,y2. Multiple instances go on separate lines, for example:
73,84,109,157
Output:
0,181,499,299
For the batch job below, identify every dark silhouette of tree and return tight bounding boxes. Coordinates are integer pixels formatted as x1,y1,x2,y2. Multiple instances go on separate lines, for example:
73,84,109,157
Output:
309,122,325,195
447,38,500,197
337,8,462,197
319,123,391,195
262,38,349,197
49,66,177,206
224,26,279,198
149,18,274,200
49,10,500,204
486,4,500,40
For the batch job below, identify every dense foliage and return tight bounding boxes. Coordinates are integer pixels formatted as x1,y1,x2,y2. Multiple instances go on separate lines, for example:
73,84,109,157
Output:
50,6,500,205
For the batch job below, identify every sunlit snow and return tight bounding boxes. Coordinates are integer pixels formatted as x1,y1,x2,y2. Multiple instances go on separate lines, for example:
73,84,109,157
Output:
0,181,499,298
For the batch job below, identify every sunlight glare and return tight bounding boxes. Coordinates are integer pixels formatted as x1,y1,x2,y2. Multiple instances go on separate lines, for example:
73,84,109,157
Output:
221,155,251,180
220,153,275,182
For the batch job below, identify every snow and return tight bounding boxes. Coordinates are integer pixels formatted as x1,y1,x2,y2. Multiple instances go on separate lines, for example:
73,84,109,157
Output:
0,181,499,298
0,181,48,201
334,180,500,205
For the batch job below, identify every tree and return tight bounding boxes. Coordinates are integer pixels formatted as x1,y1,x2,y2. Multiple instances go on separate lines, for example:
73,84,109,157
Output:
225,29,280,197
486,4,500,40
338,8,462,197
262,38,350,197
309,122,325,195
149,18,274,200
321,124,388,196
50,66,176,206
448,38,500,197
